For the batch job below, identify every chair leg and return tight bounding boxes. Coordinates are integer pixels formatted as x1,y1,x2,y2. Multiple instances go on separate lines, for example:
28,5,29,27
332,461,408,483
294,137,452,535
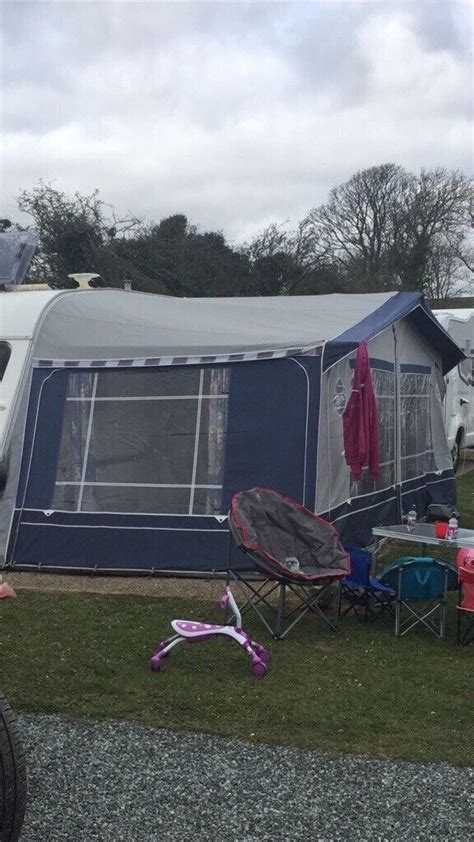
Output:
276,583,286,639
457,585,462,646
439,599,447,638
337,582,343,617
227,570,281,637
339,586,365,621
464,619,474,646
395,598,401,636
395,569,402,636
440,570,448,639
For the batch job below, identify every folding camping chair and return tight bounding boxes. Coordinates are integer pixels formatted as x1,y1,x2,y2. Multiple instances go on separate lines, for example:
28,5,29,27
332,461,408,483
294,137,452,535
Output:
456,549,474,646
379,557,458,639
338,547,395,622
227,488,351,640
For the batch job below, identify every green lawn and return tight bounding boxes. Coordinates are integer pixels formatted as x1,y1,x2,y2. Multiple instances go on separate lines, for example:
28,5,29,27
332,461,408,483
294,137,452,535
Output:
1,475,473,766
456,467,474,524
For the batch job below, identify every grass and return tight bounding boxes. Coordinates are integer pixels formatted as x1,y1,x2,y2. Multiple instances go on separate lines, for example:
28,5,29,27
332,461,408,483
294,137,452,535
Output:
1,475,473,767
456,467,474,523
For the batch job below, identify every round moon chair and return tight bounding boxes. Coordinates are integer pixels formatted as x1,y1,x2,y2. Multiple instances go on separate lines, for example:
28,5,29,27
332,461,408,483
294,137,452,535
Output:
227,488,351,640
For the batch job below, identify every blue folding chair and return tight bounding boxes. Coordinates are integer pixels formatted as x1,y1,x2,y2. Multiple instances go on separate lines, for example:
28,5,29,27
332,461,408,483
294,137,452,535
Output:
380,557,458,638
338,547,395,622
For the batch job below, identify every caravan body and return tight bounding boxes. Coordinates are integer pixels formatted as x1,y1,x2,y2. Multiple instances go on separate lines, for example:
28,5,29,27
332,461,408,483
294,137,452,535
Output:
434,309,474,466
0,290,62,470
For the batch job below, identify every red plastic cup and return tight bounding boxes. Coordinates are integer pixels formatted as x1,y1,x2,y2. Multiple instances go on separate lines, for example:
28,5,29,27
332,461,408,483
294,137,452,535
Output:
435,522,448,539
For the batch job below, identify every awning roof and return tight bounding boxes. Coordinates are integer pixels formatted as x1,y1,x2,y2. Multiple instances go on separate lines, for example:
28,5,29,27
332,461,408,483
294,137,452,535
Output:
17,287,463,375
32,289,397,359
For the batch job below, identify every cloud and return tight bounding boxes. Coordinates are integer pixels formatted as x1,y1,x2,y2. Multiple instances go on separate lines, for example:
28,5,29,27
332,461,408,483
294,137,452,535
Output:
1,1,472,242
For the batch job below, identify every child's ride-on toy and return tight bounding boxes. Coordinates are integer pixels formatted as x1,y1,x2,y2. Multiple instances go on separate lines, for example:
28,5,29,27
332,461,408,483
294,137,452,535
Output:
150,586,271,677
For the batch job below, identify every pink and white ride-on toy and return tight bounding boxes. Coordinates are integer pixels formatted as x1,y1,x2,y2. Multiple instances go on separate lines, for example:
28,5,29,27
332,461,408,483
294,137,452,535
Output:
150,586,271,677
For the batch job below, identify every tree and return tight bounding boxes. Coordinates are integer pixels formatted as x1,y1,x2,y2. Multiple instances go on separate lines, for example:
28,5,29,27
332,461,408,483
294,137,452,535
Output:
303,164,473,296
16,181,156,289
393,168,473,292
16,184,253,296
111,215,252,297
423,238,470,305
243,220,345,295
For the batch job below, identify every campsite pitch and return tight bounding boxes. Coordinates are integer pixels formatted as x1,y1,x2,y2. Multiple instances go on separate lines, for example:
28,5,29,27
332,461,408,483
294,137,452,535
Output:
1,586,472,767
2,472,473,769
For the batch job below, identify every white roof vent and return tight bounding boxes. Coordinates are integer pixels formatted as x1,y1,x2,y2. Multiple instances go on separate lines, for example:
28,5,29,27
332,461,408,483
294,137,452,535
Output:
68,273,101,289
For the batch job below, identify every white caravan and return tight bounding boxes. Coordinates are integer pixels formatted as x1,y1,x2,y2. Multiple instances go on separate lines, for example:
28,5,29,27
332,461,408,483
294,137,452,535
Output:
0,288,62,482
434,308,474,469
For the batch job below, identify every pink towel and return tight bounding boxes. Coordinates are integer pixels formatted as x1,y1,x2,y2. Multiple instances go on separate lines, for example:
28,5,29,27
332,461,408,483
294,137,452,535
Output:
342,342,380,482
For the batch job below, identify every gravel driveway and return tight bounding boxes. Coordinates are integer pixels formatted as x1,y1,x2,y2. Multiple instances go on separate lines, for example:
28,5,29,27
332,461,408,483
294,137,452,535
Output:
18,714,473,841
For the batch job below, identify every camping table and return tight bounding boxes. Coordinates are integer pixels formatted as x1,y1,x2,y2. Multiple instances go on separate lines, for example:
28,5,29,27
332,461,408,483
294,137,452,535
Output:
372,523,474,553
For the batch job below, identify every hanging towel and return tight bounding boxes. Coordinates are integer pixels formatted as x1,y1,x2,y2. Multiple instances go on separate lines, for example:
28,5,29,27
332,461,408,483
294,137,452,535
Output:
342,342,380,482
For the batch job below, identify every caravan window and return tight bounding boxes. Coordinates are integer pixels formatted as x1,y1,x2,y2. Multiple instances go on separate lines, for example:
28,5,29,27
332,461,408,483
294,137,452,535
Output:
53,367,230,515
0,342,11,381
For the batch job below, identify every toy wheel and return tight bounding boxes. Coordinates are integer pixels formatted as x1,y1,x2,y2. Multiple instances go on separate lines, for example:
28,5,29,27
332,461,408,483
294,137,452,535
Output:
252,660,267,677
255,646,271,663
150,655,162,672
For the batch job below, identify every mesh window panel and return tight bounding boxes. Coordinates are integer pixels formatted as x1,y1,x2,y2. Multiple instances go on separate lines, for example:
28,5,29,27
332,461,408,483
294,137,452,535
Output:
85,399,198,485
52,368,230,515
54,400,93,484
52,484,81,512
195,398,228,486
192,488,224,515
351,368,395,497
66,372,95,398
95,369,201,398
400,371,434,482
80,485,191,515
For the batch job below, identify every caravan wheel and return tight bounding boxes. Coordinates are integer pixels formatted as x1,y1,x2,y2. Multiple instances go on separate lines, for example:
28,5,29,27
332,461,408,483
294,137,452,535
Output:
0,694,27,842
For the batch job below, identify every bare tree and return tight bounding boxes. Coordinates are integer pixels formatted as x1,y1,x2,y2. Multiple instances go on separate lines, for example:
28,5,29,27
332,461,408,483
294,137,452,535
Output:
423,237,470,305
304,164,413,290
243,217,341,295
394,167,473,291
303,164,473,295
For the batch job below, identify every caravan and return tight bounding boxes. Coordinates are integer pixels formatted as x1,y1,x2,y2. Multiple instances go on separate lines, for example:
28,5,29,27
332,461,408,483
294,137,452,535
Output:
1,278,463,575
434,309,474,470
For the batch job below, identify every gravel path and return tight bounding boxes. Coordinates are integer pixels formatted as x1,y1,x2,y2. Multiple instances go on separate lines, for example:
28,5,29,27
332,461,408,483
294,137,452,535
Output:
18,714,473,841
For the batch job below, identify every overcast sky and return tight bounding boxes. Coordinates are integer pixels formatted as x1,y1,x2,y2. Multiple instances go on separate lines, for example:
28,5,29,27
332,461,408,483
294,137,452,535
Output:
1,1,472,243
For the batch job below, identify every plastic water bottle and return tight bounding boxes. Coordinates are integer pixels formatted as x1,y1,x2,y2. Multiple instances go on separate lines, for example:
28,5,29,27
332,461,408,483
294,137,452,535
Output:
285,556,300,573
447,511,459,541
407,506,417,532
